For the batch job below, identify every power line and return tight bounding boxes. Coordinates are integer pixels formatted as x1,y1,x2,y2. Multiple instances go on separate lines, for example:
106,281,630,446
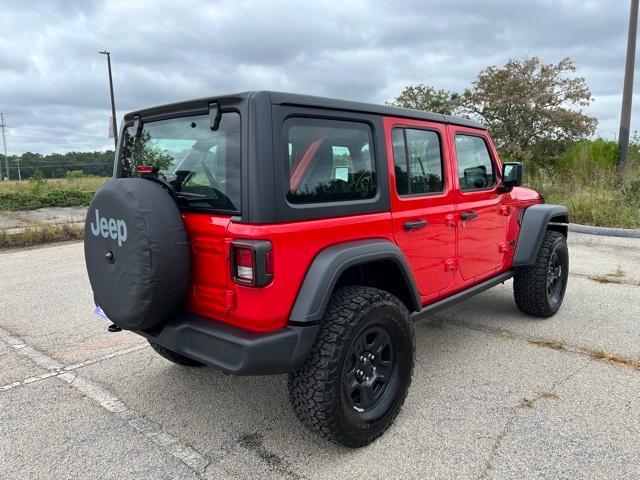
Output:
5,162,113,168
1,114,24,180
0,113,8,180
6,134,110,141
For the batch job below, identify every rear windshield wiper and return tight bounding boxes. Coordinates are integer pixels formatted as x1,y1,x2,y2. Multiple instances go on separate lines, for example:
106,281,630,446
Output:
175,191,219,201
175,190,236,211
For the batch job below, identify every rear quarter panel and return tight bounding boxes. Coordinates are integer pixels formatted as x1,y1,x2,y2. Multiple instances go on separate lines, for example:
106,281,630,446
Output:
223,213,394,331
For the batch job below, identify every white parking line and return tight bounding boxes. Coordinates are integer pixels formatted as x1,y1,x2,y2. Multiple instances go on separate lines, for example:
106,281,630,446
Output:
0,343,149,392
0,325,224,478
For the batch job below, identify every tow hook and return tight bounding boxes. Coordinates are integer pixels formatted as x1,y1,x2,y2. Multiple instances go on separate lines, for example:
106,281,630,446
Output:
107,324,122,332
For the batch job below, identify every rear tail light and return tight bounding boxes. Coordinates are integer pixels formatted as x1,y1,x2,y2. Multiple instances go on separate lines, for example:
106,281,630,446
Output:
231,240,273,287
233,246,255,283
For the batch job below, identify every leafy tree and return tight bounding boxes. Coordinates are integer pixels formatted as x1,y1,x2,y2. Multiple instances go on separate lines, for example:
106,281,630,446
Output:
387,84,460,115
121,130,173,177
459,57,597,163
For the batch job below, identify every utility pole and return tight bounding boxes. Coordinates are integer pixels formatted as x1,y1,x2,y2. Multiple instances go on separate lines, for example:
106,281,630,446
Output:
99,50,118,148
618,0,639,179
1,113,8,180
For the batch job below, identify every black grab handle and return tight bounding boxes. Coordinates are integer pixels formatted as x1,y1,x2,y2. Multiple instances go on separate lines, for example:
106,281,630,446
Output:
403,219,428,231
460,211,478,221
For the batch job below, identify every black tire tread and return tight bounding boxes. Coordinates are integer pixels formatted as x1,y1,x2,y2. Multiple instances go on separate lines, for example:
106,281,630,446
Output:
287,285,414,447
513,230,567,317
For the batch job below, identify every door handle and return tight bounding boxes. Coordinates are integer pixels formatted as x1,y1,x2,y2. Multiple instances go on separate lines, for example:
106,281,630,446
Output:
460,211,478,221
403,219,428,231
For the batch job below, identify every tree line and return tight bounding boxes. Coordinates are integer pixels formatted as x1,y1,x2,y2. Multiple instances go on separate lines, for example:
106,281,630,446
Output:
1,150,115,180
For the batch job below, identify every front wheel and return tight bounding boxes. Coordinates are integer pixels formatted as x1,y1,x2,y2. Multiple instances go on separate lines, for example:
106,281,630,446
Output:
513,230,569,317
288,286,415,448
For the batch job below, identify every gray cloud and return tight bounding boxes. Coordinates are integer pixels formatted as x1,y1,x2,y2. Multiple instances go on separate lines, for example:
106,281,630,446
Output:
0,0,637,155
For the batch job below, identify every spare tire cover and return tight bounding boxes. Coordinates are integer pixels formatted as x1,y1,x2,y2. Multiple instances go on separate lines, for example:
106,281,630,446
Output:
84,178,191,330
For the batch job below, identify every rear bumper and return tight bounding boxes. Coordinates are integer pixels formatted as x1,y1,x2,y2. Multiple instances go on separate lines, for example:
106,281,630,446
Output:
135,313,318,375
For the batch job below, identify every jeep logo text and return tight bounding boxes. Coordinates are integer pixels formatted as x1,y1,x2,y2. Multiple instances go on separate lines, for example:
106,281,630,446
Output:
90,209,127,246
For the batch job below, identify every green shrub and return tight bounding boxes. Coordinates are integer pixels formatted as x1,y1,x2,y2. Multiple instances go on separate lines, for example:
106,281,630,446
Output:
555,139,620,177
28,169,47,195
65,170,85,179
527,166,640,228
0,190,95,211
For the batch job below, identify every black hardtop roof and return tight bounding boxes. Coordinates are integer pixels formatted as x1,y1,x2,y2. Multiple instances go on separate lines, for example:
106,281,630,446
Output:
124,90,485,130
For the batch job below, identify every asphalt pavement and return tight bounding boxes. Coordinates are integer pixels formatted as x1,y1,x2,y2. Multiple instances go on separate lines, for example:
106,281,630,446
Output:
1,232,638,479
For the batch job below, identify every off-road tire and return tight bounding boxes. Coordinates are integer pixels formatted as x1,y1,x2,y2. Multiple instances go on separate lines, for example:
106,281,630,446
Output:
149,341,204,367
514,230,569,318
287,286,415,448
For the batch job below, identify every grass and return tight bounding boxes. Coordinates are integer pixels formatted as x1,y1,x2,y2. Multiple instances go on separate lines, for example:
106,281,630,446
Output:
526,139,640,229
589,267,640,286
0,176,109,211
527,166,640,228
590,347,640,370
520,392,559,409
529,339,566,351
0,223,84,249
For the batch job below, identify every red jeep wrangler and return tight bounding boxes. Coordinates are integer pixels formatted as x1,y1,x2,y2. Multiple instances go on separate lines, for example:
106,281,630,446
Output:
84,91,569,447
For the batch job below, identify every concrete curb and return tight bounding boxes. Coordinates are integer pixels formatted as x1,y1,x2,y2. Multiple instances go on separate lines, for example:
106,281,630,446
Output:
0,221,84,236
569,223,640,239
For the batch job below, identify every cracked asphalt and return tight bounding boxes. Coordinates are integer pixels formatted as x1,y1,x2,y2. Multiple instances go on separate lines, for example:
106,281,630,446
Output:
1,232,639,479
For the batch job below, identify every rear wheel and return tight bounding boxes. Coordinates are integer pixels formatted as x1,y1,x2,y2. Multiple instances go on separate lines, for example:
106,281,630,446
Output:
148,341,204,367
513,230,569,317
288,286,415,447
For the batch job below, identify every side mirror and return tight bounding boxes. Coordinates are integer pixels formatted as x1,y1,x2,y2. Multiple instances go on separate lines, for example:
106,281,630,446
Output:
499,162,523,192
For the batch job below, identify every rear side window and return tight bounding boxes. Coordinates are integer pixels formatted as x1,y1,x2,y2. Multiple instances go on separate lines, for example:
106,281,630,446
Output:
285,118,376,204
392,127,444,196
455,134,496,191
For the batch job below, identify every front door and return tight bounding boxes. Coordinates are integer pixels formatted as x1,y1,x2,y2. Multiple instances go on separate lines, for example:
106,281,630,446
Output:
385,117,457,298
450,127,509,281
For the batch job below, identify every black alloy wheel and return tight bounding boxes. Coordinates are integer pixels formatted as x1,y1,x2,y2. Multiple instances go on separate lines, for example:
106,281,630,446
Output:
342,325,398,422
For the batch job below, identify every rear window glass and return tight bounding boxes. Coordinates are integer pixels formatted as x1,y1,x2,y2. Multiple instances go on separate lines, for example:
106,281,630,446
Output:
119,112,241,212
392,128,444,195
285,118,376,204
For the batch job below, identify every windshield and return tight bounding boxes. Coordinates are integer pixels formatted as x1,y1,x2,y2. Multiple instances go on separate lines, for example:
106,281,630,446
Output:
119,112,241,213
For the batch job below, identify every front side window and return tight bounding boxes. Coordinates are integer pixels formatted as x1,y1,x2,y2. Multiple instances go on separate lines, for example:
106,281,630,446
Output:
119,112,241,212
455,134,496,191
285,118,376,204
392,128,444,196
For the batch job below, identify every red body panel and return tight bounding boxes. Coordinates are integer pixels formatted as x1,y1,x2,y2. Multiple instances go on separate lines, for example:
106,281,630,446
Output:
383,117,456,298
184,211,394,332
180,118,541,333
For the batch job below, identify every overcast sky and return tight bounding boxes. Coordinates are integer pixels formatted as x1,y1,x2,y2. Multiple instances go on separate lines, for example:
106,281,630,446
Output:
0,0,638,155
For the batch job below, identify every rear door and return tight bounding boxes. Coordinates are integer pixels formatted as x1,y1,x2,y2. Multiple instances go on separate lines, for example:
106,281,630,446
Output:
449,126,510,280
384,117,457,298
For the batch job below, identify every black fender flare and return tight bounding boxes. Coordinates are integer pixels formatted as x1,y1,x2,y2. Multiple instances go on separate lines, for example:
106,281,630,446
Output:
513,204,569,267
289,239,421,325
